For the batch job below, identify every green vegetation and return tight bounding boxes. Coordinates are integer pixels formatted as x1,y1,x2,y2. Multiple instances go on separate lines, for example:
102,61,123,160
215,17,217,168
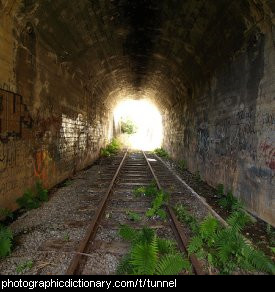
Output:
146,190,169,220
117,225,191,275
121,119,137,135
64,233,70,242
35,181,48,202
127,211,141,222
216,184,225,197
188,215,274,274
16,260,33,274
16,181,48,211
174,205,199,234
101,138,121,157
0,208,14,220
178,160,187,171
0,225,13,258
133,183,158,198
175,204,274,274
218,191,242,212
134,183,169,220
154,148,169,158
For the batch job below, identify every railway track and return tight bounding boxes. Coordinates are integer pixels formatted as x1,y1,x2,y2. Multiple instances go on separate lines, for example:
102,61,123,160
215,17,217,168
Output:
66,150,205,275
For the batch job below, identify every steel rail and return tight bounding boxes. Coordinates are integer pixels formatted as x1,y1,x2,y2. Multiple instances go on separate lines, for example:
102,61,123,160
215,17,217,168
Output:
142,151,205,275
66,150,128,275
153,153,228,227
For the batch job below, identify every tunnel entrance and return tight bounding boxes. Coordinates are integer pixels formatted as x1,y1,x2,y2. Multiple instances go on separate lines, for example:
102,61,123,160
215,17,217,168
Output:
113,99,163,151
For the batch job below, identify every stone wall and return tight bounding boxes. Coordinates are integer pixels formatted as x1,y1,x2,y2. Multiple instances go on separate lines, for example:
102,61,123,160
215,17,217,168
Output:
163,29,275,225
0,3,111,211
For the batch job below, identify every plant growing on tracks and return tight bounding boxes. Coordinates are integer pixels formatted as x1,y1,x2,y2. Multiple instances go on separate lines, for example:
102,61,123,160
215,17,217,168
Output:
146,190,169,220
16,181,48,211
154,148,169,158
174,205,199,234
16,260,34,274
0,225,13,258
134,183,169,220
127,211,141,222
101,138,121,157
133,183,158,198
117,225,191,275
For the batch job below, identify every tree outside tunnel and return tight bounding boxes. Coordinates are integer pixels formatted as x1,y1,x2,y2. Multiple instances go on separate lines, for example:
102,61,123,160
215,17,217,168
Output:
113,100,163,151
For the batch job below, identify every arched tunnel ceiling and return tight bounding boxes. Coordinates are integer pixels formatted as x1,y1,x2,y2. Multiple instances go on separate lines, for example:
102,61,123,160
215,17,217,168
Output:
16,0,274,109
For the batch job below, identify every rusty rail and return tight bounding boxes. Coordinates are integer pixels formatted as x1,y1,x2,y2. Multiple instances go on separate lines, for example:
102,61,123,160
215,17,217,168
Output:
143,151,205,275
66,150,128,275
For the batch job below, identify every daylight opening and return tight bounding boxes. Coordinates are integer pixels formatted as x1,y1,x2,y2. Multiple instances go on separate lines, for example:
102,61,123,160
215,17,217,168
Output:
113,99,163,151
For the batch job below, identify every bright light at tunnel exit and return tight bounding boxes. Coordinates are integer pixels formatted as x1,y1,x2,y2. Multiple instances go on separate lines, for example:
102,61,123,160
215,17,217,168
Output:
114,99,163,151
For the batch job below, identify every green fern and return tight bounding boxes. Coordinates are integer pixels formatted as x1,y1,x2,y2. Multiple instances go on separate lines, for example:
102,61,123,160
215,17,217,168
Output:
188,235,203,254
131,236,158,275
119,225,139,242
187,214,275,274
156,253,191,275
242,245,275,274
118,225,190,275
200,216,219,245
157,238,177,255
35,181,48,202
174,205,199,233
146,190,168,220
16,190,41,210
137,227,155,244
117,255,133,275
0,225,13,258
219,191,242,211
227,211,252,232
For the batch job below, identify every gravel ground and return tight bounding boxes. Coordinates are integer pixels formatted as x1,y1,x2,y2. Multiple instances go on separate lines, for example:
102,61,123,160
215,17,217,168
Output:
0,161,111,275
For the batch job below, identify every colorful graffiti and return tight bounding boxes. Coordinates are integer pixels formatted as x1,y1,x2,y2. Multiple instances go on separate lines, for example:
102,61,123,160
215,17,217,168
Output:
33,150,51,185
260,141,275,171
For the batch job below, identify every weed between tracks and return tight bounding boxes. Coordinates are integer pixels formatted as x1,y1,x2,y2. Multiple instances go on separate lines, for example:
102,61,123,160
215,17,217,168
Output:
117,181,191,275
133,182,169,220
117,225,191,275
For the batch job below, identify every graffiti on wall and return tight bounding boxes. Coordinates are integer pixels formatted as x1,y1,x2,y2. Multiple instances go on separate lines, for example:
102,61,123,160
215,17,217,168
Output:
260,140,275,171
33,149,51,184
0,88,33,143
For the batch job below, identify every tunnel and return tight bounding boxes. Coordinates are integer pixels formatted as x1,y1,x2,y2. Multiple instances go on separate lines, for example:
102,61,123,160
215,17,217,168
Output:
0,0,274,232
